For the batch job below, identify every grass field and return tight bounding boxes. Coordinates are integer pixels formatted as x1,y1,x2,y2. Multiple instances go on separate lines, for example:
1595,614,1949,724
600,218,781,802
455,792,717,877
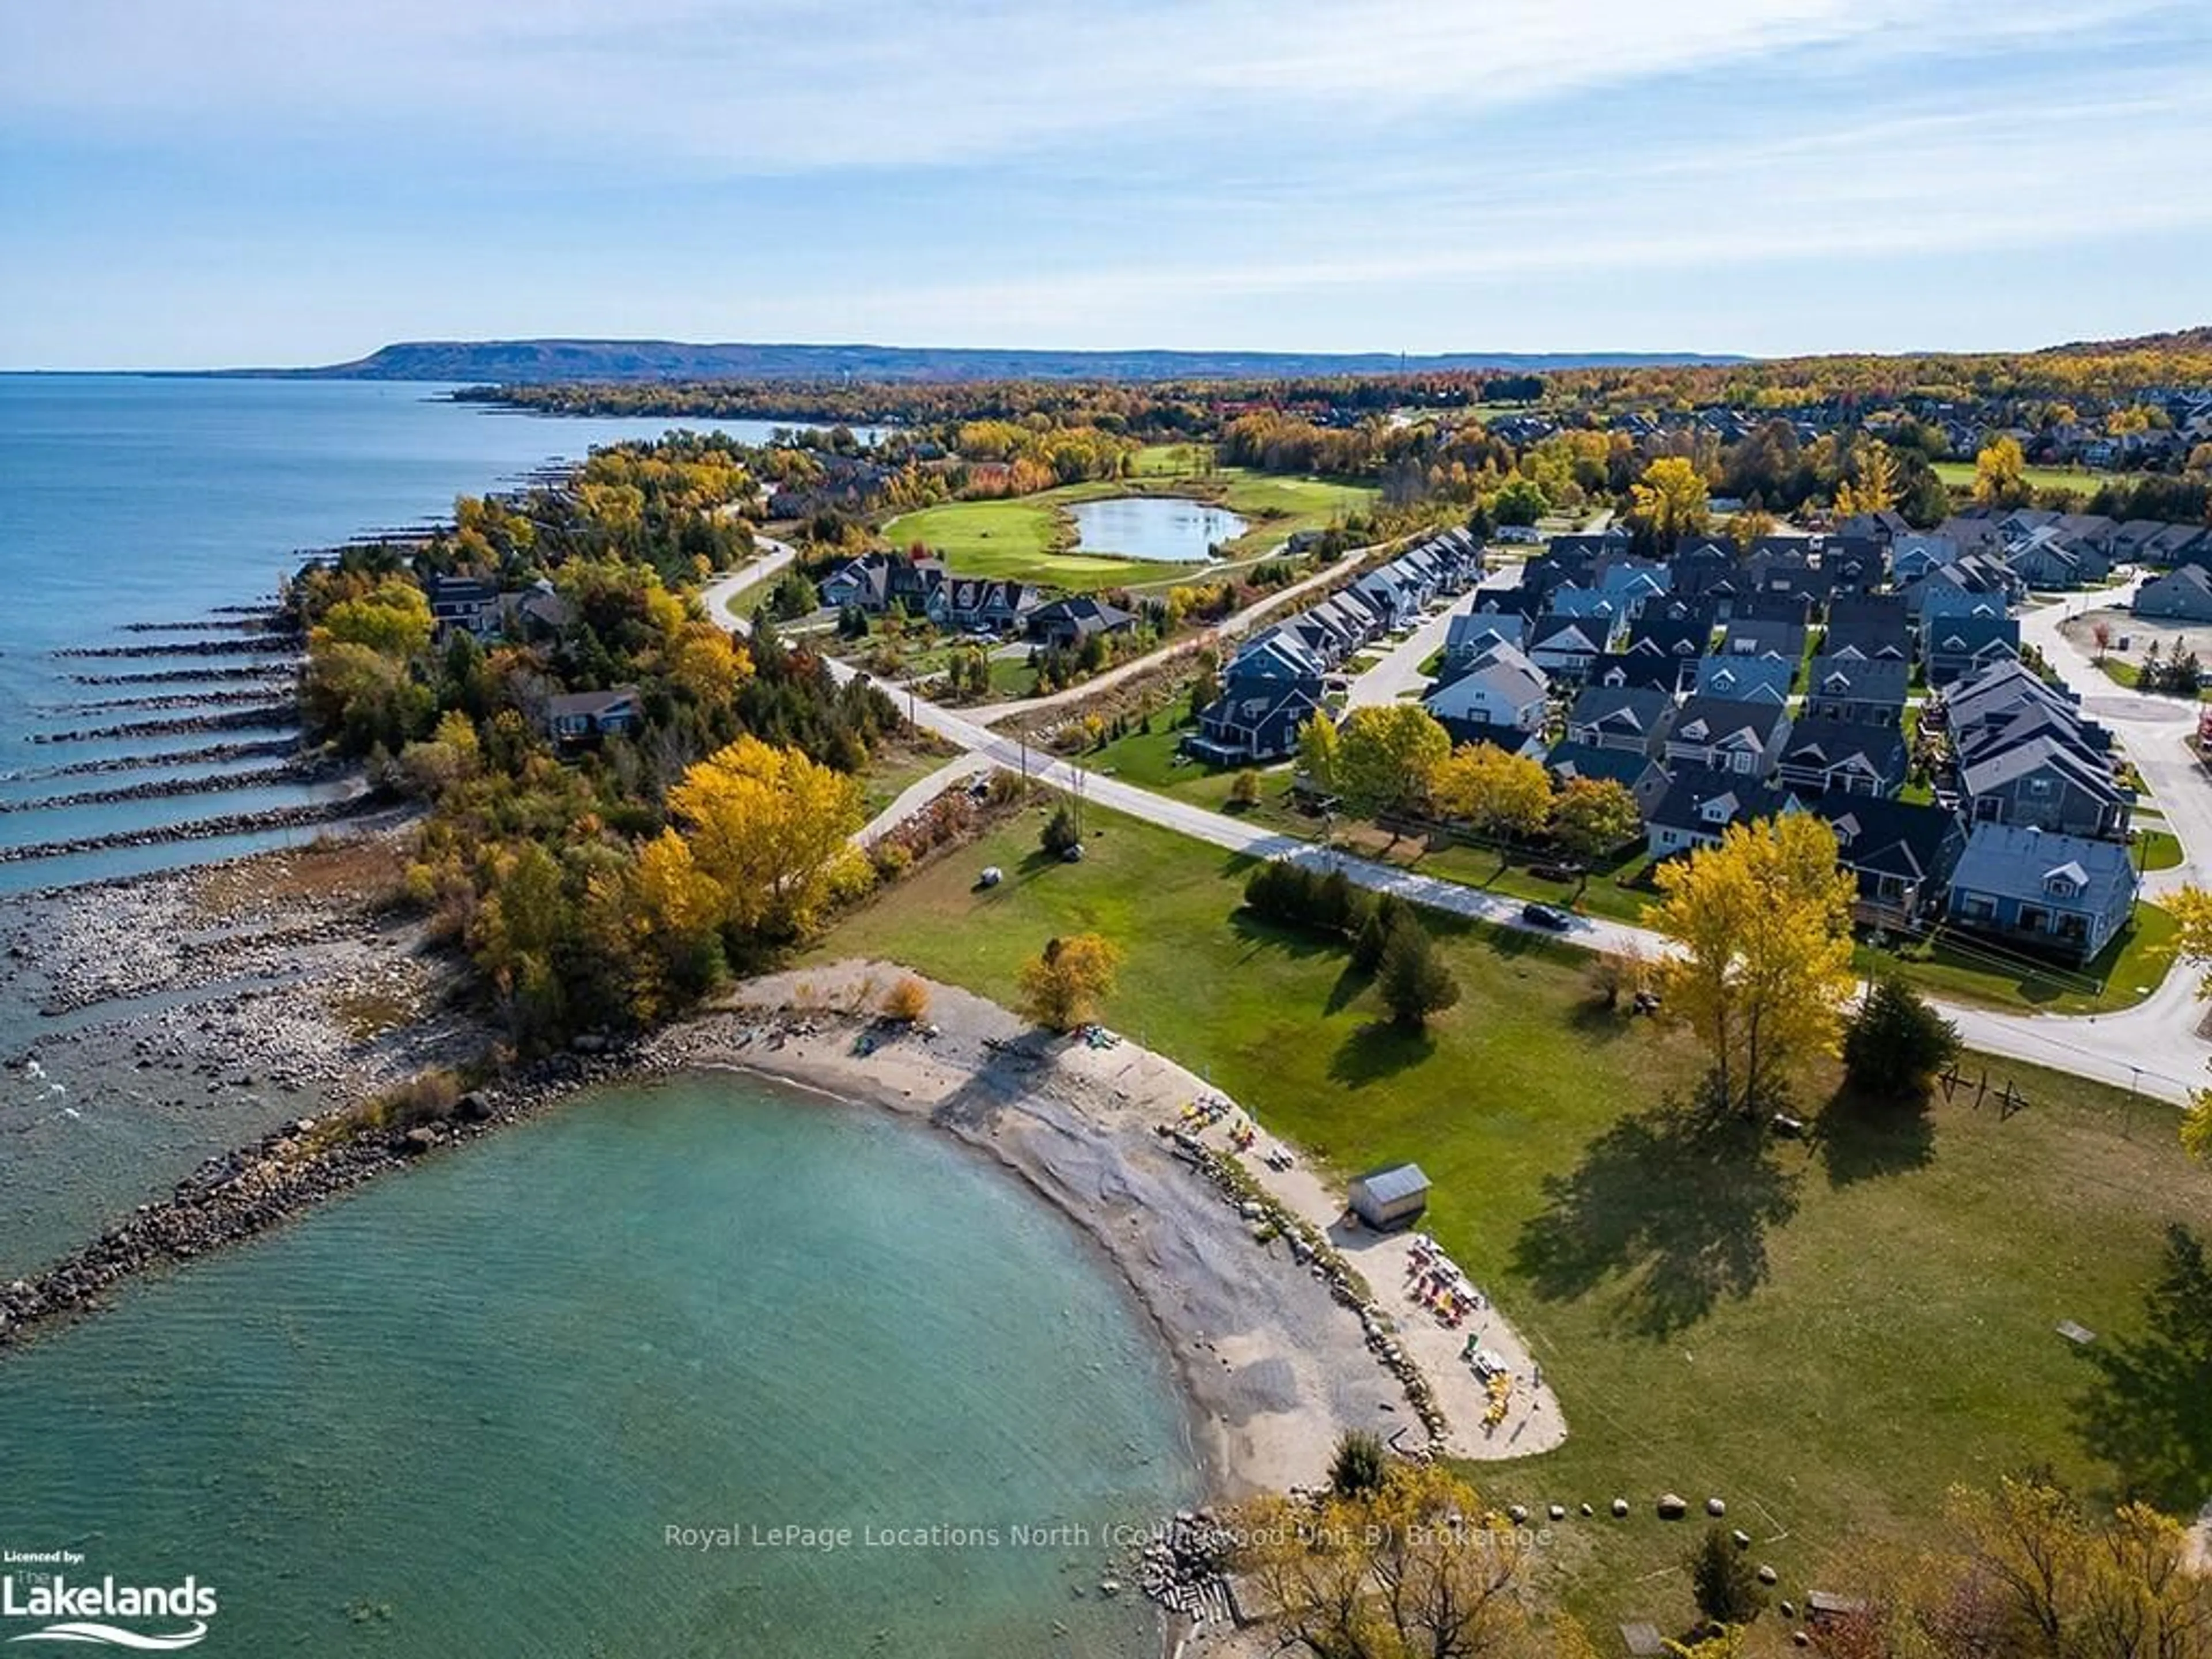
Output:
1078,721,2177,1012
883,468,1379,590
1932,459,2120,497
813,800,2212,1637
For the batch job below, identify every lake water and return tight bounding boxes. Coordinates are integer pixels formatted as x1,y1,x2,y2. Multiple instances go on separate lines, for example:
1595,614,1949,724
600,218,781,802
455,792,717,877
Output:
0,1074,1197,1655
1067,496,1245,563
0,376,855,878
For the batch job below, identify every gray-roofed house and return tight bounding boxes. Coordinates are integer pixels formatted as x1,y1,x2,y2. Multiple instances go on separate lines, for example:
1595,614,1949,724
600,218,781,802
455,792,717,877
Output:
1945,824,2138,964
1027,596,1136,649
1646,766,1792,856
1775,717,1908,798
1544,741,1671,819
1922,613,2021,687
1665,696,1792,778
1423,645,1550,733
1793,794,1965,925
1960,735,2131,839
2134,565,2212,623
1566,684,1675,755
1348,1164,1430,1231
546,684,644,748
1719,616,1808,663
1692,654,1794,705
1802,655,1908,727
1187,677,1323,766
1526,614,1614,681
427,574,503,641
1442,610,1529,671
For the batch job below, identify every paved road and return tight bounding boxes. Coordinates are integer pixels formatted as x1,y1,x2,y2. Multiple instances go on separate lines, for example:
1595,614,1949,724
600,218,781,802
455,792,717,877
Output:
704,546,2212,1106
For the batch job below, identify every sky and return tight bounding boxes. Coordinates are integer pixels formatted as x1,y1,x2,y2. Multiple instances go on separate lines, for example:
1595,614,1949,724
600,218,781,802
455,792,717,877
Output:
5,0,2212,368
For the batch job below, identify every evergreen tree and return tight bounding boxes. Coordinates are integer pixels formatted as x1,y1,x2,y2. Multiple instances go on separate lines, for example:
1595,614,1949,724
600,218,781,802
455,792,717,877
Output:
1843,974,1961,1099
1378,919,1460,1028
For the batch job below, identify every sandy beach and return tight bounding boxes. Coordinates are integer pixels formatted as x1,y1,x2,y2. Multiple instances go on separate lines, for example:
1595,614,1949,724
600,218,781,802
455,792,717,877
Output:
658,958,1566,1499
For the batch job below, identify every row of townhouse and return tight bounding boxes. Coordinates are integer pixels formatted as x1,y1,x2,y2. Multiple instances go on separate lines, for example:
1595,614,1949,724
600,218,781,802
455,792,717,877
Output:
1184,530,1486,764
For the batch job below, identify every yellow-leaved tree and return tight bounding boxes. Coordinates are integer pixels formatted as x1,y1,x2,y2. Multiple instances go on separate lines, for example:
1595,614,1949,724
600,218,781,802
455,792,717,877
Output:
1237,1459,1532,1659
1652,814,1857,1116
662,736,866,941
1835,439,1900,517
1428,743,1553,844
2160,887,2212,1163
1629,456,1711,544
1972,435,2032,509
1016,934,1122,1033
1334,703,1452,819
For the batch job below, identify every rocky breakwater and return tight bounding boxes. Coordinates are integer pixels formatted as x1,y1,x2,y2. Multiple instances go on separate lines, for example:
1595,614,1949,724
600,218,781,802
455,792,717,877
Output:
0,794,384,867
0,1044,658,1350
29,704,298,745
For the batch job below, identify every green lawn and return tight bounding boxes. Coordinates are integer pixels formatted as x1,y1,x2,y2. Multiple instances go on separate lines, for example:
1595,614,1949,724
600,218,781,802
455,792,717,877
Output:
881,498,1163,589
1932,460,2121,497
1863,902,2179,1016
884,468,1380,591
2138,828,2185,873
812,801,2212,1635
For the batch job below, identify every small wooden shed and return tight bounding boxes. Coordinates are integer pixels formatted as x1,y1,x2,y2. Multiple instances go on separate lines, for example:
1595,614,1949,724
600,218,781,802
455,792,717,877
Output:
1348,1162,1430,1231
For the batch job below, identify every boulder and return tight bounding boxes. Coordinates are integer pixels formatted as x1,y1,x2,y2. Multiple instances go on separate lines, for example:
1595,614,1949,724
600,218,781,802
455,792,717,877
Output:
1657,1493,1688,1520
1732,1529,1752,1550
399,1127,438,1155
1707,1497,1727,1517
1611,1498,1630,1518
456,1092,494,1123
1548,1504,1567,1522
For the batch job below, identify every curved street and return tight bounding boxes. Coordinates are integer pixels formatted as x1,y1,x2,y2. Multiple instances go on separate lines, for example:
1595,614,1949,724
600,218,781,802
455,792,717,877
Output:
707,546,2212,1107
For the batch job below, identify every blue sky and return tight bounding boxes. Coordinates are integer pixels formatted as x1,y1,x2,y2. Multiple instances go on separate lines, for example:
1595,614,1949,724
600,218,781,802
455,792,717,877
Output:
5,0,2211,368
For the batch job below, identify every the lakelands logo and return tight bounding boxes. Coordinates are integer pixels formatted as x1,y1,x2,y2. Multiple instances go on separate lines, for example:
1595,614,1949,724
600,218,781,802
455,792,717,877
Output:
1,1552,216,1650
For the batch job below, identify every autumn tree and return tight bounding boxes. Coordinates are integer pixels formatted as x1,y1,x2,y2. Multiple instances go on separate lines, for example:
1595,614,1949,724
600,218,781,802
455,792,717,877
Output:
1017,933,1122,1032
1928,1474,2212,1659
1973,435,2033,509
1428,744,1552,844
1335,703,1452,818
2161,886,2212,1161
1550,777,1642,893
1834,438,1901,517
1237,1461,1533,1659
1297,712,1342,795
662,734,868,941
315,577,435,659
1630,456,1712,547
1652,815,1858,1115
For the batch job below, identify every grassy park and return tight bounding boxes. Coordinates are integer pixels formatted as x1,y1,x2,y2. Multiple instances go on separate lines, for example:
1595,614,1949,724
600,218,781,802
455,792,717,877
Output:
814,797,2212,1634
883,467,1377,590
1931,459,2120,497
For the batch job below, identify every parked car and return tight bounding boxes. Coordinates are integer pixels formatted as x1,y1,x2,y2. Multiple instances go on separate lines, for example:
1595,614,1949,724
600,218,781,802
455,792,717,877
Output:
1520,902,1571,931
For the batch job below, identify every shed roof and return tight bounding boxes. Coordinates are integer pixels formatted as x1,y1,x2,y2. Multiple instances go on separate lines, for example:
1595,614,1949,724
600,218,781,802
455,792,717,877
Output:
1352,1163,1431,1205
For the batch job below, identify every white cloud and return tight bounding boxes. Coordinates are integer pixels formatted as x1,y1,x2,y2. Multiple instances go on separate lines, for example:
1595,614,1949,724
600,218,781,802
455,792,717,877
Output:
5,0,2192,173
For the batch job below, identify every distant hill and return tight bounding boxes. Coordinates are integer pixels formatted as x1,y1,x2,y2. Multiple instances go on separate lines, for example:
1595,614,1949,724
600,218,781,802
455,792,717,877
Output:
2037,325,2212,356
224,338,1750,384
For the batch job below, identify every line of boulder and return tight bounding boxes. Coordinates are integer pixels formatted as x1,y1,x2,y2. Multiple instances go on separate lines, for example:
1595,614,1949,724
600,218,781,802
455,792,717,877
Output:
30,705,298,744
0,795,376,865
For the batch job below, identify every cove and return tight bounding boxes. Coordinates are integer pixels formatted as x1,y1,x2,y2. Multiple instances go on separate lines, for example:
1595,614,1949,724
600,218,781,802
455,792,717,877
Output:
0,1074,1198,1656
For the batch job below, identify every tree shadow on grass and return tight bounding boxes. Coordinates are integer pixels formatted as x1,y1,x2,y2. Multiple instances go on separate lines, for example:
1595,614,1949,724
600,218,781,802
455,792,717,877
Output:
2070,1223,2212,1513
1328,1020,1436,1088
1812,1083,1936,1188
1226,910,1342,965
1511,1094,1801,1339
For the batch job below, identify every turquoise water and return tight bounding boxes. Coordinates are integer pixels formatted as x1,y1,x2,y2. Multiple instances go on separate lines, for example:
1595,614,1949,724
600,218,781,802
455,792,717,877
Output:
0,1075,1196,1656
1067,495,1245,562
0,376,828,887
